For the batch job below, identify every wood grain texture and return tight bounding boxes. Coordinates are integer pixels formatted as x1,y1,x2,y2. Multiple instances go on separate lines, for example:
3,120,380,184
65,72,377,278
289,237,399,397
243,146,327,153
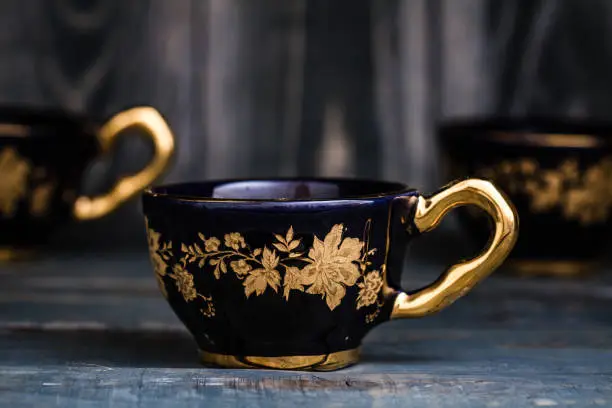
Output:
0,255,612,406
0,1,611,252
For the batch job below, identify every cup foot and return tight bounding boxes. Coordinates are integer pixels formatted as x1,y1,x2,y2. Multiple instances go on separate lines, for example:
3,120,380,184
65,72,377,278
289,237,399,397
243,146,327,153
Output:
199,347,360,371
0,247,35,262
505,259,597,277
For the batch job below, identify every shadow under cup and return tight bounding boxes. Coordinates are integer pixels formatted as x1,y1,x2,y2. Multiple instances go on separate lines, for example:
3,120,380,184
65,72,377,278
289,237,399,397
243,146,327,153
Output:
0,105,174,258
142,177,517,371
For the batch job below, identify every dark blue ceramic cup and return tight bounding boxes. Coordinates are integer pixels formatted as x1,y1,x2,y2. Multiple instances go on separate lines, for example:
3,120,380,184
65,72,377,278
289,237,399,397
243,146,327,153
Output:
142,177,518,371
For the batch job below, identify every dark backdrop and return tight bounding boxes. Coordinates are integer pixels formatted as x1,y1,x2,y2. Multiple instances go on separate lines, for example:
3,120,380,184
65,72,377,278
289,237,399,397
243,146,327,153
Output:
0,0,609,254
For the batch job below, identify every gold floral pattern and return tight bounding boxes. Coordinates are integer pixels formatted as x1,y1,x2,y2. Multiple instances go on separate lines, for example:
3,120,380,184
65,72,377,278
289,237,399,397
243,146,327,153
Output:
145,220,386,318
200,295,216,318
300,225,363,310
169,263,197,301
356,271,383,309
145,218,172,298
0,147,31,217
283,266,305,300
243,247,282,297
0,148,59,219
230,259,252,276
146,220,217,317
477,157,612,225
30,181,55,217
365,306,382,324
204,237,220,252
179,223,380,311
225,232,246,250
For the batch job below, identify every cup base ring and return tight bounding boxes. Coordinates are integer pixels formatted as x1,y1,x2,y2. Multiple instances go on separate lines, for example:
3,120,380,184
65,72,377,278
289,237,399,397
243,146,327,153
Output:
199,347,360,371
0,247,35,262
506,259,597,277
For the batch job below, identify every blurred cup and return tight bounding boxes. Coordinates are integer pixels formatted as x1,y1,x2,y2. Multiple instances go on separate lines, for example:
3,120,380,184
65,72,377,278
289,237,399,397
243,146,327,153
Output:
0,105,175,259
438,117,612,277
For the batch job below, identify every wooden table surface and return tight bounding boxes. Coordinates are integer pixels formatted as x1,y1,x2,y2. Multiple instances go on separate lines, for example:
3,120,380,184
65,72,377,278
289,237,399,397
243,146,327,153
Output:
1,252,611,407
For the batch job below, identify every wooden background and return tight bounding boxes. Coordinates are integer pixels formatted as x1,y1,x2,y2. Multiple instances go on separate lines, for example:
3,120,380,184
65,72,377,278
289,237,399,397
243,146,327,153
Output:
0,0,610,252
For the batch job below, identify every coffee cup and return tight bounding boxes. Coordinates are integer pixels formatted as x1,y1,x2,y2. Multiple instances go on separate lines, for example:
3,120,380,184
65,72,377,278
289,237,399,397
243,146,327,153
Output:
438,117,612,276
143,177,517,371
0,105,174,258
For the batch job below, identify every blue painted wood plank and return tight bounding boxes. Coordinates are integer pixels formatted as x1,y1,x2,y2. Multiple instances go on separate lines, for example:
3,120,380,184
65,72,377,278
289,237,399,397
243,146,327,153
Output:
0,254,611,407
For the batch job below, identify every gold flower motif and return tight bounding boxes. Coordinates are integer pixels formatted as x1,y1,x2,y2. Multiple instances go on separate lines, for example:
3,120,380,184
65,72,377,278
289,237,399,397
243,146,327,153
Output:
204,237,220,252
147,227,161,252
283,266,305,300
356,271,383,309
171,264,197,302
175,221,379,318
0,147,31,216
478,157,612,226
301,224,364,310
520,158,537,175
243,247,281,297
146,227,169,298
30,181,55,216
224,232,246,250
230,259,252,276
200,295,216,318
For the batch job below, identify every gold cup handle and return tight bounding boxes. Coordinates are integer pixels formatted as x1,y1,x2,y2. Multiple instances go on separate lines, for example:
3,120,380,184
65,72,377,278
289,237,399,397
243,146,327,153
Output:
73,107,175,221
391,179,518,318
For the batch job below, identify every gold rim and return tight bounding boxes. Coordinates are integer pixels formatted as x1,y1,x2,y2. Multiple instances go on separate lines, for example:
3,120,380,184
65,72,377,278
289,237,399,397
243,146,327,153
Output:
490,131,602,148
199,348,360,371
506,259,597,277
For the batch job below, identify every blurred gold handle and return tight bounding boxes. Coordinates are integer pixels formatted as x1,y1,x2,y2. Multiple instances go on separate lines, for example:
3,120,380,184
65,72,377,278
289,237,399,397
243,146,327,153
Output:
391,179,518,318
74,107,175,221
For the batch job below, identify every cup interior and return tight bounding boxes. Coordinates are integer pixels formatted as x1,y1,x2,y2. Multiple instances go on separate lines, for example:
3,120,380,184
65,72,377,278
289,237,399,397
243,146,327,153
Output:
146,178,411,201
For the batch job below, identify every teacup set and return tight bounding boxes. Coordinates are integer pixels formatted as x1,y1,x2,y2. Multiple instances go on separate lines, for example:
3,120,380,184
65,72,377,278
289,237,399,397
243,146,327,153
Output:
8,105,604,371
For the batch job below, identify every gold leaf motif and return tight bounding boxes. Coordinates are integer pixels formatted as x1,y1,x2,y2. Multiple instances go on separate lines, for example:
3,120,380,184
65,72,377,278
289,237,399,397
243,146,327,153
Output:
273,242,289,253
288,239,301,251
285,226,294,243
30,181,55,217
171,221,382,315
0,147,31,217
356,271,383,309
244,247,281,297
146,220,216,312
477,157,612,226
283,266,305,300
